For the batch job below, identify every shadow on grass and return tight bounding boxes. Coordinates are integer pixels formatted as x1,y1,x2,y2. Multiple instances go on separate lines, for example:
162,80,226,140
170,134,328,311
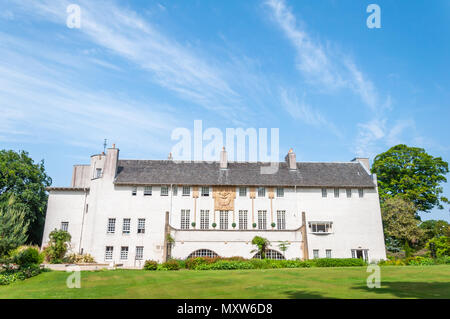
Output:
283,290,336,299
352,282,450,299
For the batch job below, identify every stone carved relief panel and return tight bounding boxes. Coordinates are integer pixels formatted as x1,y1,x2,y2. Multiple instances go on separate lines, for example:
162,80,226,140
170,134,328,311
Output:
213,186,236,211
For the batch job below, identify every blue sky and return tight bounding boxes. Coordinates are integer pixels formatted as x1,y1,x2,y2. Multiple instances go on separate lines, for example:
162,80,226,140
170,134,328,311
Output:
0,0,449,221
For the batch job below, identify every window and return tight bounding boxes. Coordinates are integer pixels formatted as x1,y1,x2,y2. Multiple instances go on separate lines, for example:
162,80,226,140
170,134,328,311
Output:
201,186,209,197
313,249,319,259
137,218,145,234
346,188,352,198
182,186,190,196
187,249,219,259
131,186,137,196
258,210,267,230
309,222,332,233
351,249,369,262
220,211,228,230
122,218,131,234
326,249,332,258
253,249,285,260
107,218,116,234
358,188,364,198
238,210,248,230
334,188,340,198
105,246,113,260
120,246,128,260
258,187,265,197
60,222,69,232
200,210,209,230
161,186,169,196
181,209,190,229
321,188,327,198
276,187,284,197
277,211,286,230
96,168,102,178
135,246,144,260
144,186,152,196
173,185,178,196
239,187,247,197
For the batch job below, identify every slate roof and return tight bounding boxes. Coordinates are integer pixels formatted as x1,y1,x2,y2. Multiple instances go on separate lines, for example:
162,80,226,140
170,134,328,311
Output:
114,160,376,188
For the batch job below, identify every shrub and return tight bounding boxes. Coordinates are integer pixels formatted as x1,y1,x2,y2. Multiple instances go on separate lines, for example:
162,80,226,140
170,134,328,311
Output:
65,253,95,264
435,256,450,264
143,260,158,270
196,260,254,270
407,256,435,266
313,258,366,267
0,264,41,286
161,259,180,270
426,236,450,258
43,229,71,263
13,247,44,267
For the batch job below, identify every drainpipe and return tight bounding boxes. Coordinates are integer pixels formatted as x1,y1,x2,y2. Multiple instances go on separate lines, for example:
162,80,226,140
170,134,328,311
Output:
78,188,88,254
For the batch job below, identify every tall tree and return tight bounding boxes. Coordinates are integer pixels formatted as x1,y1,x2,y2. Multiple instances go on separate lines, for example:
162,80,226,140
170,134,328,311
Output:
381,196,424,246
0,150,52,245
0,204,29,257
419,220,450,242
372,144,449,213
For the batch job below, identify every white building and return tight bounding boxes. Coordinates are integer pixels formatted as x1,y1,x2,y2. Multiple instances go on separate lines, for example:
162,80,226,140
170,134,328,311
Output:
42,145,386,267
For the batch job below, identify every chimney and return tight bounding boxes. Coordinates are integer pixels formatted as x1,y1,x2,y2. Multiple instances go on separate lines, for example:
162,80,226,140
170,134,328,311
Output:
220,146,227,169
352,157,370,173
285,148,297,170
104,144,120,179
168,152,173,160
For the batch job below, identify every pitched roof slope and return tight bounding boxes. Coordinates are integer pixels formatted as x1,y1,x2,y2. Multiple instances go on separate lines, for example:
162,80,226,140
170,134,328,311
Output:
114,160,376,188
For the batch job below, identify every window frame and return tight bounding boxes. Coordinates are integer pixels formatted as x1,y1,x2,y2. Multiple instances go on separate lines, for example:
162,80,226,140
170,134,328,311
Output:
131,186,137,196
309,221,333,234
200,210,209,230
257,210,267,230
122,218,131,234
334,188,340,198
238,210,248,230
137,218,146,234
181,209,190,230
105,246,113,260
107,218,116,234
257,187,266,198
346,188,352,198
276,187,284,198
144,186,152,196
358,188,364,198
60,221,69,232
219,211,228,230
201,186,210,197
160,185,169,196
239,187,247,197
276,210,286,230
321,188,327,198
182,186,190,196
135,246,144,260
120,246,129,260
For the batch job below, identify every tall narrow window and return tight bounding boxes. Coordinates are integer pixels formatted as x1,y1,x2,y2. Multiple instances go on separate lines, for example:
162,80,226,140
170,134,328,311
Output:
137,218,145,234
276,187,284,197
326,249,332,258
346,188,352,198
358,188,364,198
322,188,327,198
96,168,102,178
182,186,190,196
107,218,116,234
60,222,69,232
220,211,228,230
258,210,267,230
334,188,340,198
144,186,152,196
201,186,209,197
239,210,248,230
131,186,137,196
239,187,247,197
258,187,265,197
161,186,169,196
181,209,190,229
200,210,209,230
173,185,178,196
313,249,319,259
277,210,286,230
105,246,113,260
122,218,131,234
135,246,144,260
120,246,128,260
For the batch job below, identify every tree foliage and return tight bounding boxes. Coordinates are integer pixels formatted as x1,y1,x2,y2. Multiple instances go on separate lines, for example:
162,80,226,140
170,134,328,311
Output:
251,236,270,259
43,229,71,264
425,236,450,258
0,204,29,257
372,144,449,213
381,196,423,245
0,150,52,244
419,220,450,243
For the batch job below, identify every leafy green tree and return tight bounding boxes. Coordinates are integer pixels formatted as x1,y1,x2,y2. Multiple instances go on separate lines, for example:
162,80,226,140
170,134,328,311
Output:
425,236,450,258
372,144,449,213
278,241,290,256
419,220,450,243
0,204,29,257
0,150,52,244
43,229,71,263
381,196,423,247
251,236,270,259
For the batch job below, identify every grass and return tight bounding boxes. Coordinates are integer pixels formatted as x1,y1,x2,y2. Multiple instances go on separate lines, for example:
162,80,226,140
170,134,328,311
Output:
0,265,449,299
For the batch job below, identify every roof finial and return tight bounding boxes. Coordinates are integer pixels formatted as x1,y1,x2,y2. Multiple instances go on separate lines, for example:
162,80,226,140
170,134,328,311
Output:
168,152,173,160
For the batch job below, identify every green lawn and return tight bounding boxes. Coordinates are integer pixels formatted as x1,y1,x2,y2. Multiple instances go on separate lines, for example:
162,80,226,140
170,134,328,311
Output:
1,265,449,299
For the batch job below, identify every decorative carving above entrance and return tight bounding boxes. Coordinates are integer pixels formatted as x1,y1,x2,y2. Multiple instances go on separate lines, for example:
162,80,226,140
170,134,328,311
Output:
213,186,236,211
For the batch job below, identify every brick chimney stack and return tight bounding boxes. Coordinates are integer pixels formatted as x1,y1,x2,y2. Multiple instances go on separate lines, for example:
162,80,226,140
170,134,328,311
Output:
285,148,297,170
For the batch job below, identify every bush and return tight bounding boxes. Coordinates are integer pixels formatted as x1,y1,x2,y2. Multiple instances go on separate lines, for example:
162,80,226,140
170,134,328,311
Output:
65,253,95,264
426,236,450,258
13,247,44,267
161,259,180,270
196,260,254,270
143,260,158,270
0,264,41,286
43,229,71,263
435,256,450,264
313,258,366,267
407,256,435,266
